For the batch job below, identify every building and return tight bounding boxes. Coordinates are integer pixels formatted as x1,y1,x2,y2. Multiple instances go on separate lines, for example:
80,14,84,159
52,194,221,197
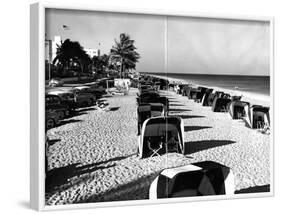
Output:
45,36,61,63
45,35,100,62
84,48,100,58
52,36,62,61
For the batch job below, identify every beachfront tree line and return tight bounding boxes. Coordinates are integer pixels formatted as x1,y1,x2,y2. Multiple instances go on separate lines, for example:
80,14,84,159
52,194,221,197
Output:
48,33,140,79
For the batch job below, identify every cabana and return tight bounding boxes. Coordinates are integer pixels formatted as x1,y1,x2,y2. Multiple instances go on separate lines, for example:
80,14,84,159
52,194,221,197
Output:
202,88,214,106
206,91,225,107
137,92,160,105
243,105,270,129
137,104,151,135
150,103,165,117
228,101,249,119
149,161,234,199
212,97,231,112
194,87,207,103
187,87,199,99
168,83,175,91
182,85,191,96
159,79,169,90
231,95,242,102
138,116,185,158
139,85,155,94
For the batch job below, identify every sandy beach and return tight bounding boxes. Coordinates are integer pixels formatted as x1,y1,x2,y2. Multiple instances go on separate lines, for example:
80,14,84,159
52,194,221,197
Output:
45,86,270,205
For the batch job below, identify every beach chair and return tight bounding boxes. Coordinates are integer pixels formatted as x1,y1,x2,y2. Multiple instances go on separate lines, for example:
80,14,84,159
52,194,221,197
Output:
182,85,189,96
147,136,164,157
137,104,151,135
150,103,165,117
229,101,249,119
212,97,231,112
202,88,214,106
168,84,175,91
187,87,199,99
138,116,185,158
243,105,270,129
159,80,169,90
149,161,234,199
138,92,160,104
231,95,242,102
194,87,207,103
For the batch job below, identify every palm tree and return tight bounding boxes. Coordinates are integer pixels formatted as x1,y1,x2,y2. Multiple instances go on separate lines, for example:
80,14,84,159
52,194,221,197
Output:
110,33,140,78
92,54,109,77
53,39,91,79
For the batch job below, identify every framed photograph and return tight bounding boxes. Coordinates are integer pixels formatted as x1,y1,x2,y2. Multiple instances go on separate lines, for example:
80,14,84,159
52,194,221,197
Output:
30,2,274,211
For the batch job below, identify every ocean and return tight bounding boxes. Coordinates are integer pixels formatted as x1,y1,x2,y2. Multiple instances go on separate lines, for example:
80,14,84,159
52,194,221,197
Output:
145,73,270,96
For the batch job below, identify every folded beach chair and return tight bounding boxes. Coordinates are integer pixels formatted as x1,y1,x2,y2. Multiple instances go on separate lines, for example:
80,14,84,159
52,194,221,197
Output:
228,101,249,119
137,104,151,135
138,116,185,158
243,105,270,129
212,97,231,112
149,161,234,199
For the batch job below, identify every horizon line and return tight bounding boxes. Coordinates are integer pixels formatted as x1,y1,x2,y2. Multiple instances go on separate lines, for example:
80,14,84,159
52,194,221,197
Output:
140,71,270,77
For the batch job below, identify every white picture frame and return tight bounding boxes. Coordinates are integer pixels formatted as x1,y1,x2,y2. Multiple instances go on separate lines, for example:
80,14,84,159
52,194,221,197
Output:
30,2,274,211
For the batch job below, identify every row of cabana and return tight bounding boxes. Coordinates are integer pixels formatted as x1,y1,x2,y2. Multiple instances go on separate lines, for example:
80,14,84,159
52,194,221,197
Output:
172,83,270,130
136,75,235,199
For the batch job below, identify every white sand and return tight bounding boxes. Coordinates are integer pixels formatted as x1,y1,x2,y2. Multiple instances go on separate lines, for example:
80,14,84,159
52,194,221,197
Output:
45,87,270,205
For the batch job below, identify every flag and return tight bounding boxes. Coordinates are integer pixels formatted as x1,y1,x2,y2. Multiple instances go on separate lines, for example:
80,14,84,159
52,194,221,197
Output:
62,25,69,30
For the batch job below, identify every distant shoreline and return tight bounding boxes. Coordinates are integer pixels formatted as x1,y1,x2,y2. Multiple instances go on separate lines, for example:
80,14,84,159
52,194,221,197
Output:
148,73,270,107
143,72,270,78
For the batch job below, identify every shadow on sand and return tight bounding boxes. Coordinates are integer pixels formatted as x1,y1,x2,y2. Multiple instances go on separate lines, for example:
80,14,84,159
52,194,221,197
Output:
48,139,61,146
184,126,212,132
66,112,87,119
170,103,186,107
172,114,205,119
235,185,270,194
55,119,83,128
78,172,160,203
109,107,120,111
46,163,116,193
169,108,191,112
45,155,133,193
184,140,236,154
76,107,96,113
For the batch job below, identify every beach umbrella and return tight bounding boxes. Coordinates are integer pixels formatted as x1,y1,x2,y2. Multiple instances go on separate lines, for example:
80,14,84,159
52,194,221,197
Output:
149,161,234,199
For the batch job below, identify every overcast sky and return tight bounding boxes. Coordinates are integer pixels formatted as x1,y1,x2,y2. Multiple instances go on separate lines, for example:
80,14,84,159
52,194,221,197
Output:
46,9,270,76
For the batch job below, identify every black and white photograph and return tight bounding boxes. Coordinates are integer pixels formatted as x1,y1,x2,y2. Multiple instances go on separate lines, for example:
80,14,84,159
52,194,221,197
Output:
43,6,272,207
